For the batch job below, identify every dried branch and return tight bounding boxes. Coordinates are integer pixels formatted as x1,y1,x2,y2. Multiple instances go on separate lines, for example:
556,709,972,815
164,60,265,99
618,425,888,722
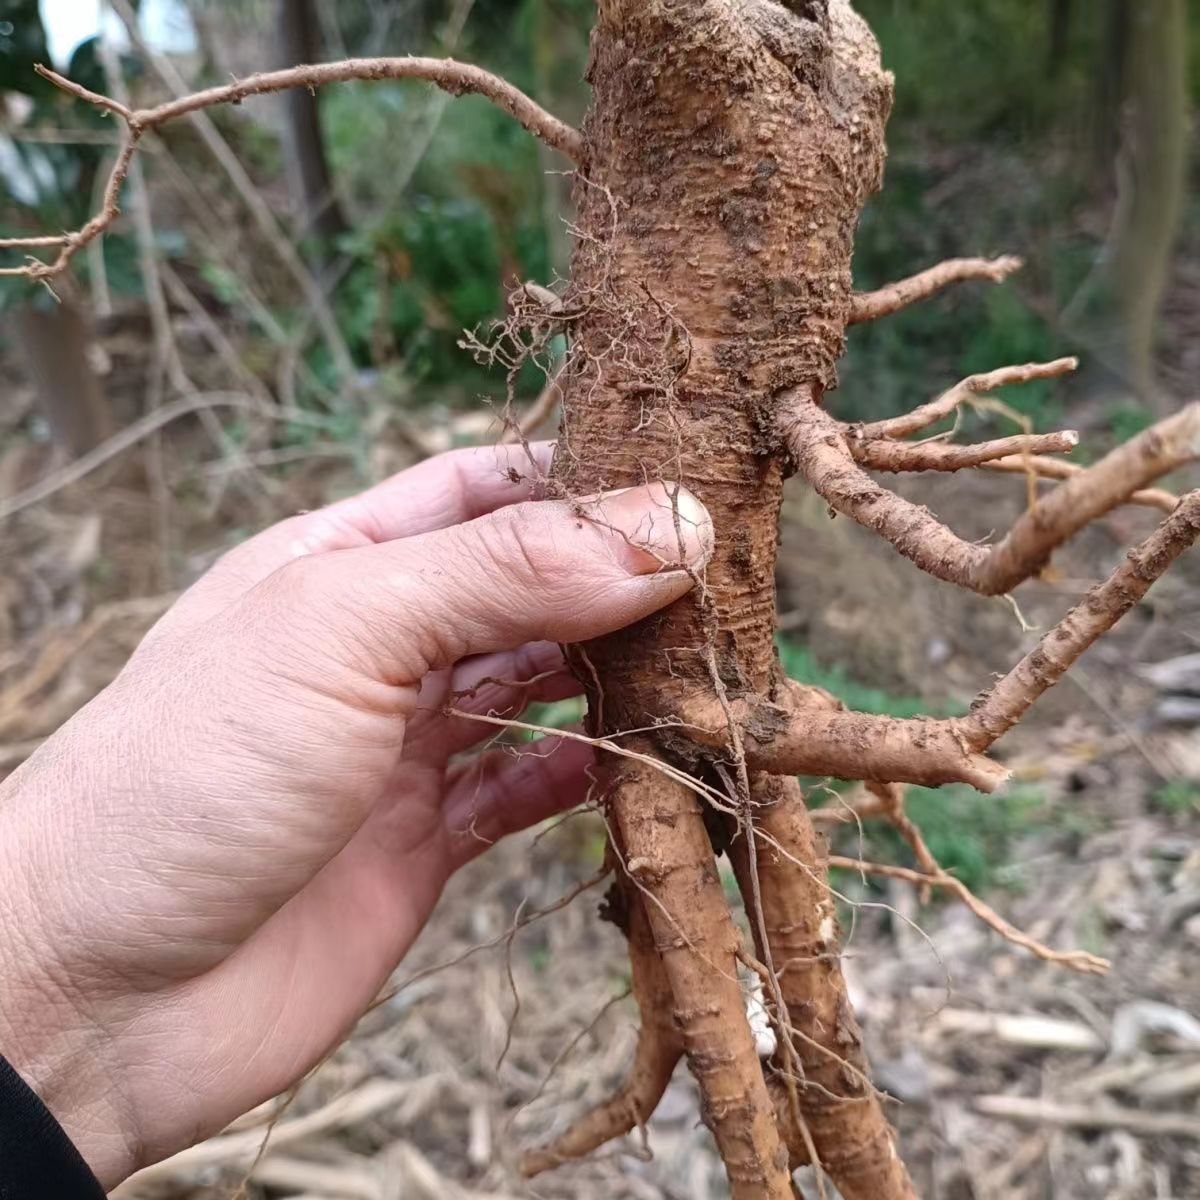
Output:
786,383,1200,595
972,1094,1200,1139
852,430,1078,474
0,392,272,524
1,56,581,282
979,453,1179,513
847,255,1023,325
828,857,1109,973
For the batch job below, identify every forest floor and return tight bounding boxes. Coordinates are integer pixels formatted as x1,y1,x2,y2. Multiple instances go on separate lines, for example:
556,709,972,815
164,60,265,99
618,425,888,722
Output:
2,310,1199,1200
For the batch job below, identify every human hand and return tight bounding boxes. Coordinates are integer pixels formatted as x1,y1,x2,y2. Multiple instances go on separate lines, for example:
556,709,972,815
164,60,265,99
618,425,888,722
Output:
0,443,712,1187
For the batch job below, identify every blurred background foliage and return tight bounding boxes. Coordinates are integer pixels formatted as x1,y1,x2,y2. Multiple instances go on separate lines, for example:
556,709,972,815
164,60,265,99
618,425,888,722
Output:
1,0,1195,433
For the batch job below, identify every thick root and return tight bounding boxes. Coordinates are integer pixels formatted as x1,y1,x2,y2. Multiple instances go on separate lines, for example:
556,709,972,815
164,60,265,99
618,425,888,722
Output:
612,749,793,1200
679,692,1009,792
521,873,683,1177
729,774,917,1200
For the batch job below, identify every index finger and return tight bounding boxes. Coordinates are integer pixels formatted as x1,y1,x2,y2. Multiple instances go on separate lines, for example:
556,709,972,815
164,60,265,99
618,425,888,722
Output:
152,441,554,637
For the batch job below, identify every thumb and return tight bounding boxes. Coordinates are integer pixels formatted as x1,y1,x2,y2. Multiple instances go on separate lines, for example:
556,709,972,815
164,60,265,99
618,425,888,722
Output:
264,480,714,686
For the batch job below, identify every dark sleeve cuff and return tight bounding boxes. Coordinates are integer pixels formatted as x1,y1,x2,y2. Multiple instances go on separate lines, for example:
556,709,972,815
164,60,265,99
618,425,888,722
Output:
0,1056,106,1198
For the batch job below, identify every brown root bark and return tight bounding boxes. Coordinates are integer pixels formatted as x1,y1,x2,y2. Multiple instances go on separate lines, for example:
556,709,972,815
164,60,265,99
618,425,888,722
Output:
961,490,1200,747
852,430,1078,473
854,358,1078,441
610,751,793,1199
680,692,1009,791
728,775,917,1200
521,872,682,1177
847,255,1023,325
15,5,1200,1198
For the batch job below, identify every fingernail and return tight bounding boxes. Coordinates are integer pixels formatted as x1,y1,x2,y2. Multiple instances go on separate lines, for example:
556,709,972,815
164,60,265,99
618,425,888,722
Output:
580,482,714,573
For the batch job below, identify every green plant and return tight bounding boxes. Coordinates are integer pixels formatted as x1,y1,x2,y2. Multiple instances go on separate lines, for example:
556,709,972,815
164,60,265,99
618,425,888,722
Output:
776,637,963,719
1152,778,1200,816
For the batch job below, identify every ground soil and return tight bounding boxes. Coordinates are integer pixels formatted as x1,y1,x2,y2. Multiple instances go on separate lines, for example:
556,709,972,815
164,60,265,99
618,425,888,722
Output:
2,302,1198,1199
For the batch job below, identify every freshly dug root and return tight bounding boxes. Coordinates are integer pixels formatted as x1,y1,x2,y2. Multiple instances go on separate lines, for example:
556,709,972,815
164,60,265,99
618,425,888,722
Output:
829,855,1109,973
852,430,1078,474
728,774,917,1200
785,388,1200,596
854,358,1078,441
610,748,792,1199
847,255,1023,325
679,693,1009,791
961,490,1200,747
521,873,683,1177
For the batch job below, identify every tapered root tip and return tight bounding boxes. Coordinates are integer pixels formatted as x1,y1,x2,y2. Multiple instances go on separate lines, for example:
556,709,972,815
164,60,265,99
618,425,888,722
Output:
988,254,1025,280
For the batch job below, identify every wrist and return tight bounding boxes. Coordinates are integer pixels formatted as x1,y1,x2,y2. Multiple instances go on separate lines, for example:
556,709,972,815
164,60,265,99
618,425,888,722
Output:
0,796,143,1187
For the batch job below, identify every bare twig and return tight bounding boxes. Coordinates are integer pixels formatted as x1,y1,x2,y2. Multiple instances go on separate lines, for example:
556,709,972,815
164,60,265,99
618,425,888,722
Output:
0,393,315,523
827,857,1109,973
972,1094,1200,1139
847,255,1023,325
1,53,580,283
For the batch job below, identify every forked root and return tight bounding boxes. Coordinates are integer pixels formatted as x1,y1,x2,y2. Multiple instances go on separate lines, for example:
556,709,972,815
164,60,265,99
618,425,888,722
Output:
521,872,683,1177
786,375,1200,595
610,747,793,1199
682,491,1200,793
728,775,917,1200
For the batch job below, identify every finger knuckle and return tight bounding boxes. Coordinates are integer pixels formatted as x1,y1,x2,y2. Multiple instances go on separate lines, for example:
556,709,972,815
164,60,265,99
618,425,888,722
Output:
485,506,567,596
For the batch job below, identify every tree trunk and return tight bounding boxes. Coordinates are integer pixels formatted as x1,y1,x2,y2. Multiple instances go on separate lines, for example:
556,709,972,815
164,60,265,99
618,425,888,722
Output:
1108,0,1188,413
1067,0,1187,415
12,295,112,457
1046,0,1072,76
548,3,910,1197
276,0,347,257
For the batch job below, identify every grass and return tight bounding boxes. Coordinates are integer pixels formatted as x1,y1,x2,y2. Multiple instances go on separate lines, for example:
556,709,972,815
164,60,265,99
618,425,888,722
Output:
1152,778,1200,817
776,638,963,720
